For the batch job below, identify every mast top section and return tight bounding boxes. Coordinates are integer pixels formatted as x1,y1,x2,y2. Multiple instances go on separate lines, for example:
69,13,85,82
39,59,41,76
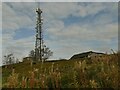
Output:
36,8,42,14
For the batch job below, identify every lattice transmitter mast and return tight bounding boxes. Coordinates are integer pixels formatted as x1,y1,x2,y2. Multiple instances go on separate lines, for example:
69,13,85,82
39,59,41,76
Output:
35,8,43,62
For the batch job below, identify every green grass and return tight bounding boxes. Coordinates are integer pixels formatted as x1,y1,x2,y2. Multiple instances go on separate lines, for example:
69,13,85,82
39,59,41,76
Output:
1,53,120,89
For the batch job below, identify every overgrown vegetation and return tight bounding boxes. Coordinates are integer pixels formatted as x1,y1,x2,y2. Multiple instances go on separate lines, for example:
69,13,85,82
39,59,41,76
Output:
2,52,119,89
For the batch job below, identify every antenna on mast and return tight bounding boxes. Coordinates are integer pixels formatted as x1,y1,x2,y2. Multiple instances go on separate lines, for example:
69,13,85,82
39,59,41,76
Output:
34,1,44,62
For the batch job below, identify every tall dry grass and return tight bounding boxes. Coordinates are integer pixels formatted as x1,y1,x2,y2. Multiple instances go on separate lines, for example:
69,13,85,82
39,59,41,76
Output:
2,52,119,89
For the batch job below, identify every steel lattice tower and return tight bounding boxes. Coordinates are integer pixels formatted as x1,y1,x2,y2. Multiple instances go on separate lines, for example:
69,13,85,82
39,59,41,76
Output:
35,8,43,62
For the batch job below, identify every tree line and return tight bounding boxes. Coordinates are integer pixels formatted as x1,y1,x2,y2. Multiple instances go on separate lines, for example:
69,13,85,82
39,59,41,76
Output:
3,45,53,65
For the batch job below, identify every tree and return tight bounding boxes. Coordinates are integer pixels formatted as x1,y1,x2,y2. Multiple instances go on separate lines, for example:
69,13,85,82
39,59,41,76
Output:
29,50,35,58
3,53,15,65
43,46,53,61
29,45,53,62
16,58,20,63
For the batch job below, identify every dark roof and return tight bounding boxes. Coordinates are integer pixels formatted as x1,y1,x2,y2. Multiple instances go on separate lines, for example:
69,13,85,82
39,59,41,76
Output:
70,51,105,60
23,57,33,60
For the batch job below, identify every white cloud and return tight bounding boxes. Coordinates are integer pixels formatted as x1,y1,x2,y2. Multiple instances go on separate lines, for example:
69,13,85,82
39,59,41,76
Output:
2,35,35,61
3,22,19,32
47,22,118,42
41,3,77,20
2,3,34,29
73,3,106,17
41,3,97,20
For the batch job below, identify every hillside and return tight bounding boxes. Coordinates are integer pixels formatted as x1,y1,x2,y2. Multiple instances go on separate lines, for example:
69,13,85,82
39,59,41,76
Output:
1,52,120,89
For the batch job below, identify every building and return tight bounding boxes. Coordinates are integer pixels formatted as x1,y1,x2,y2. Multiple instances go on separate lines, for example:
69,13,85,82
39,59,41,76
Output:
70,51,105,60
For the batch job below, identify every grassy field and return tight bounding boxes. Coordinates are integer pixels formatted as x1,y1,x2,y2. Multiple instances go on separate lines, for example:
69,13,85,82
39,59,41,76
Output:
1,53,120,89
